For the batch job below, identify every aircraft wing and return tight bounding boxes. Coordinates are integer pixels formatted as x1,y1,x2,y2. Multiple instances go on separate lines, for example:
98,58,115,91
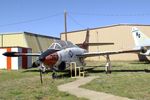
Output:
3,52,41,57
77,49,142,58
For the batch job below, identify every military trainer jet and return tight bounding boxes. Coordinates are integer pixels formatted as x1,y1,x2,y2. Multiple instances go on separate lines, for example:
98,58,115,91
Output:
3,28,146,83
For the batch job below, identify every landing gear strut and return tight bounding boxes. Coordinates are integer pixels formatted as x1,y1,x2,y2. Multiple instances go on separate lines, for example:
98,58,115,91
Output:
39,64,46,84
51,67,58,79
39,65,58,84
105,54,112,74
52,70,57,79
40,69,43,84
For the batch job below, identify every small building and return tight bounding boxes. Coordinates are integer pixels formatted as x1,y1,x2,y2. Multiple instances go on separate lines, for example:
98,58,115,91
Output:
0,32,60,62
0,47,32,70
61,24,150,61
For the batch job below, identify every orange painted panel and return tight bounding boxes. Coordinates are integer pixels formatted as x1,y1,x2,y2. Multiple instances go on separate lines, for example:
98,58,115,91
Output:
7,48,11,70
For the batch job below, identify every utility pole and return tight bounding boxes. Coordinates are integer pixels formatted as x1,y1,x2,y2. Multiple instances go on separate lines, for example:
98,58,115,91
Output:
64,10,67,41
1,34,3,47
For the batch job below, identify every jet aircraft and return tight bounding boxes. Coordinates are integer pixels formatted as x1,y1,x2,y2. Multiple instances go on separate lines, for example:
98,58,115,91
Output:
3,27,146,83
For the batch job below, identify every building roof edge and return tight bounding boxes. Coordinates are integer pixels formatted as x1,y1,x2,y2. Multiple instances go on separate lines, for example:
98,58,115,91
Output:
61,23,150,34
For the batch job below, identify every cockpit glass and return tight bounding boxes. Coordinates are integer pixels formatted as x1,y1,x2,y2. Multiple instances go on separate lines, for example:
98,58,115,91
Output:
55,44,62,50
49,40,78,50
50,44,55,49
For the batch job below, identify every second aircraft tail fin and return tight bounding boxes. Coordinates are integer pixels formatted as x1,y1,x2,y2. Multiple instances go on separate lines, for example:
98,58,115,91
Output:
132,27,150,47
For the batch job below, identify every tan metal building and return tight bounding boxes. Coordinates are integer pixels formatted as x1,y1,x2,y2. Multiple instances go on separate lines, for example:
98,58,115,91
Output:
61,24,150,61
0,32,59,62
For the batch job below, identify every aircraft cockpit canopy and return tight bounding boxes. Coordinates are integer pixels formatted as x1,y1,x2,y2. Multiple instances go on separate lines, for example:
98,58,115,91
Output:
49,40,78,50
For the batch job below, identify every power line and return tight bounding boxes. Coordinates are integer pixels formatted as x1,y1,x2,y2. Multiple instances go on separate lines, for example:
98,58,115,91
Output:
70,12,150,16
0,13,63,27
68,14,86,28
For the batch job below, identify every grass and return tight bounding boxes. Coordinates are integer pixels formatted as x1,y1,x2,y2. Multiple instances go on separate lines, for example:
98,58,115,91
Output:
81,61,150,100
1,61,150,100
0,69,87,100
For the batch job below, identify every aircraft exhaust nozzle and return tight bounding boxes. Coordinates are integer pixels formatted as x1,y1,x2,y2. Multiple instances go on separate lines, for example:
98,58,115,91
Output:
141,47,147,53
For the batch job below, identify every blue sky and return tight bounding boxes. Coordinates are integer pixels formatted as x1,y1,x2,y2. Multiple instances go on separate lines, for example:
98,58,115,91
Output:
0,0,150,37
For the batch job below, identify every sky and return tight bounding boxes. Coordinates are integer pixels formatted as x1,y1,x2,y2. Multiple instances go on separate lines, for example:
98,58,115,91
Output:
0,0,150,37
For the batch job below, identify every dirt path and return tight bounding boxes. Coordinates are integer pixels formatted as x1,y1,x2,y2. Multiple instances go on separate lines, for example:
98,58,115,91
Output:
58,76,133,100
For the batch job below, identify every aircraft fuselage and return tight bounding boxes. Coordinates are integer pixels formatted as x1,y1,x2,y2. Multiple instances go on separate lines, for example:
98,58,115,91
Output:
42,47,87,70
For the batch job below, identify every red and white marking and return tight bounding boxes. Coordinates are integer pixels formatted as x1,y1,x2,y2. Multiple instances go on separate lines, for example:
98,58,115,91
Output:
0,47,32,70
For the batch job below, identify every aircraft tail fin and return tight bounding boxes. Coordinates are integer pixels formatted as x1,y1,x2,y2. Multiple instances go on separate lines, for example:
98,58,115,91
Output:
132,27,150,47
81,28,90,50
77,29,114,51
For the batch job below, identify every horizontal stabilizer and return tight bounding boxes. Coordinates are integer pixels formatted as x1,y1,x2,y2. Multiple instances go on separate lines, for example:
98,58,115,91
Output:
76,42,114,46
87,42,114,46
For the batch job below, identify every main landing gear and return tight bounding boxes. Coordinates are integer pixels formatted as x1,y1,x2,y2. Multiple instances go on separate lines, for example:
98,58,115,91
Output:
105,54,112,74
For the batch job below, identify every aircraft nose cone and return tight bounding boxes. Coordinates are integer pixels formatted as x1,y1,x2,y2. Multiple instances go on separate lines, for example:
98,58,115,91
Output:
43,53,59,65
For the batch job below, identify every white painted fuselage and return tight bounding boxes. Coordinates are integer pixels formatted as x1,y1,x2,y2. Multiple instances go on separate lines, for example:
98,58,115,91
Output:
56,47,87,66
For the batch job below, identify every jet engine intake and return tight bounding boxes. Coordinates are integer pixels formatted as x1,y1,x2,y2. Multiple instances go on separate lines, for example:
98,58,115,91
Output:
140,47,150,56
58,62,66,71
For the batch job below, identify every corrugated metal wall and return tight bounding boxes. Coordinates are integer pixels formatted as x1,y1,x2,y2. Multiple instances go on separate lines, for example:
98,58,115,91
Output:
24,33,59,52
0,32,59,62
24,33,56,62
0,33,27,47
